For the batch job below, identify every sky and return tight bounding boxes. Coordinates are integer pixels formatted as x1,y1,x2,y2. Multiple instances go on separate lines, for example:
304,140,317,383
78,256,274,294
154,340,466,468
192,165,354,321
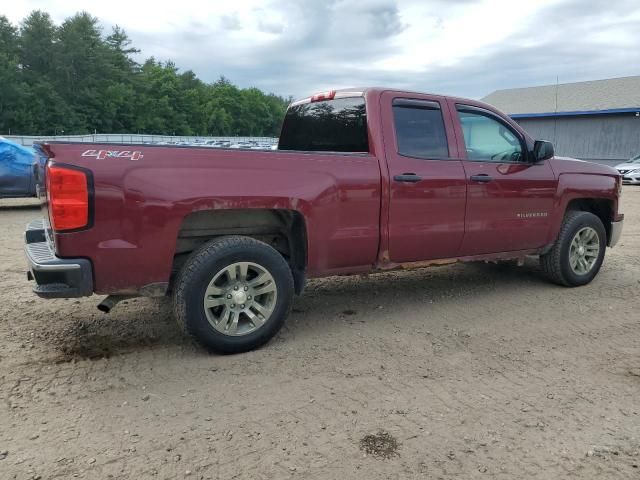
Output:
5,0,640,99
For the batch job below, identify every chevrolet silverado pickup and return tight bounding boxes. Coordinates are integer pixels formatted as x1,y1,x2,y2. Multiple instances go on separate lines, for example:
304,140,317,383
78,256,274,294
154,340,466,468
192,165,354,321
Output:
25,88,624,353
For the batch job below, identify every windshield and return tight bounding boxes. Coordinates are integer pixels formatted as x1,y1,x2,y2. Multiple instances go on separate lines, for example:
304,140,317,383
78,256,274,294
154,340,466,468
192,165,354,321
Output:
628,154,640,163
278,97,368,152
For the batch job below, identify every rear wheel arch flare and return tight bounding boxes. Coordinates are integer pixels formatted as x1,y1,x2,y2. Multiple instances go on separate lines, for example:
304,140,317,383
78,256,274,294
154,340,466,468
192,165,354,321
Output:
172,208,308,292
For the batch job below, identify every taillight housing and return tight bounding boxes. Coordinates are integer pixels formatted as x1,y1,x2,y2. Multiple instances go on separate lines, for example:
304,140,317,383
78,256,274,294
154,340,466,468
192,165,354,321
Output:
46,164,92,231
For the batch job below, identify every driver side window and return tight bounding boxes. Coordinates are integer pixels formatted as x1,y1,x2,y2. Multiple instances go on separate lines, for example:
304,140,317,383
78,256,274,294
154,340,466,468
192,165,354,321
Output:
457,109,524,163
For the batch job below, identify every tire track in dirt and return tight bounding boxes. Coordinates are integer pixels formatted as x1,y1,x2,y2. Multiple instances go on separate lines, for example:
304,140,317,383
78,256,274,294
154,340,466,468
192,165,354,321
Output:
1,190,640,479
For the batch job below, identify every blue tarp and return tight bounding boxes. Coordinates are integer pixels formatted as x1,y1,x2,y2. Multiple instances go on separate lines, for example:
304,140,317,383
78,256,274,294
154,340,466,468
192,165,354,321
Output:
0,137,37,198
0,137,35,158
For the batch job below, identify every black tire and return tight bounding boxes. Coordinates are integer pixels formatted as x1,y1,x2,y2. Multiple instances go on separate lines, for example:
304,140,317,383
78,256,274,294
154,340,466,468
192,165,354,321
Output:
540,211,606,287
173,236,294,354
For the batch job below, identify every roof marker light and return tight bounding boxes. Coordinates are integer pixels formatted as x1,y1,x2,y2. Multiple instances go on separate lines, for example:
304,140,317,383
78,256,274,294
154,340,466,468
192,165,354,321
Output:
310,90,336,102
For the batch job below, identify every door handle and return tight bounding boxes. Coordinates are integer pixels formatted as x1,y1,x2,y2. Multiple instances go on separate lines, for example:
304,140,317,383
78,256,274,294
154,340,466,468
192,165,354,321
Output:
470,174,493,183
393,173,422,183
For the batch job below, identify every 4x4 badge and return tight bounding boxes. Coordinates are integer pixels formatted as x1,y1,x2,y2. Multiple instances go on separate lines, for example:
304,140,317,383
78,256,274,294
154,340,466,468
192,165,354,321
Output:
81,149,143,160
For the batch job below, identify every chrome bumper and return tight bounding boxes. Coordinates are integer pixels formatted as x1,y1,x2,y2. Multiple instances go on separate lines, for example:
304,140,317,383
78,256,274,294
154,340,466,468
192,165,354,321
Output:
608,217,624,247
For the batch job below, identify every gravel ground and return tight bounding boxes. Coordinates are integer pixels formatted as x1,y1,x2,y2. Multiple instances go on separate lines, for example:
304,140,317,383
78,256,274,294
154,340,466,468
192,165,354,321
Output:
1,190,639,479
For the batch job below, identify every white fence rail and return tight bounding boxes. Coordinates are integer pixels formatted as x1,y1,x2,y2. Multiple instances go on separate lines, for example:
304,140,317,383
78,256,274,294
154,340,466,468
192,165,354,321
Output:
4,134,278,147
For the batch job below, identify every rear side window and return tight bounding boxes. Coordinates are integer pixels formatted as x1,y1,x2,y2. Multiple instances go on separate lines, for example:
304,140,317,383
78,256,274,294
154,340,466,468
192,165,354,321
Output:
393,99,449,159
278,97,368,152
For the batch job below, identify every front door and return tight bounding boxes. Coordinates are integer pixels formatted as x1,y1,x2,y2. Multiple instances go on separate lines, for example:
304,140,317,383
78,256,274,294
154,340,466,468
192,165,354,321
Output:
382,92,467,262
451,102,557,256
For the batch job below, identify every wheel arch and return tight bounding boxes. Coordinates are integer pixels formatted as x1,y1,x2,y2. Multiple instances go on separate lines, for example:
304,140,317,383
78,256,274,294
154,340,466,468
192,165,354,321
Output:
564,198,614,243
171,208,308,294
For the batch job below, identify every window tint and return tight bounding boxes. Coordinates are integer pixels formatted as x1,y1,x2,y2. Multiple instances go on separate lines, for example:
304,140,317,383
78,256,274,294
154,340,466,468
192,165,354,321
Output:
457,109,524,162
393,104,449,158
278,97,368,152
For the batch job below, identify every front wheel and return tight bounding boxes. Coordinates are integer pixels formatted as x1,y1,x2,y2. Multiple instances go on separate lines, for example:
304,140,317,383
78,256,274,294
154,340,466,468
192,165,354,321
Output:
173,236,294,354
540,211,606,286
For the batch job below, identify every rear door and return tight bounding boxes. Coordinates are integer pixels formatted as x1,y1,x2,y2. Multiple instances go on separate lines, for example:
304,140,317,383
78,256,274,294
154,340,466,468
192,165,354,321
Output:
381,92,467,262
450,102,557,255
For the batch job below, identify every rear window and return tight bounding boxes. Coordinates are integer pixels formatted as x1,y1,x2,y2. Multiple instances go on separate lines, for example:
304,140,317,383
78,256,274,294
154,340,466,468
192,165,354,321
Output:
278,97,368,152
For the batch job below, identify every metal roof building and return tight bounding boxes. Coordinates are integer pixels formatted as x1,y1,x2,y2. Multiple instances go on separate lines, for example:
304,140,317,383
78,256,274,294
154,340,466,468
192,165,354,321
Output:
482,76,640,162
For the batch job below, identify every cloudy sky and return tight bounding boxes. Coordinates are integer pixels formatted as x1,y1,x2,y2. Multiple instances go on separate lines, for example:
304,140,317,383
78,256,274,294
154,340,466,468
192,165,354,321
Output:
5,0,640,99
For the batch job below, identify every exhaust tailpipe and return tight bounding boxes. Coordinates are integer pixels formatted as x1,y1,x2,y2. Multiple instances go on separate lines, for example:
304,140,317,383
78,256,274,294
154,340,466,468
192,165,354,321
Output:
97,295,135,313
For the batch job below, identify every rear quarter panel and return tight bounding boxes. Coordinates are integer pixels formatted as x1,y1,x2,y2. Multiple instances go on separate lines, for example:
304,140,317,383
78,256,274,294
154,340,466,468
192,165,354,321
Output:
46,144,381,294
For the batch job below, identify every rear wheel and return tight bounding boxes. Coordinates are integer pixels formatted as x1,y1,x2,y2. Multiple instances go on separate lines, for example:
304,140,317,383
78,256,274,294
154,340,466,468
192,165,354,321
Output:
540,211,606,286
174,236,294,353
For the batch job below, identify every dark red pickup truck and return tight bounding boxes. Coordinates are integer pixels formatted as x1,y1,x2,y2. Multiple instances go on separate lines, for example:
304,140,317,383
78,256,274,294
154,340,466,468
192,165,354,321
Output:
25,88,624,353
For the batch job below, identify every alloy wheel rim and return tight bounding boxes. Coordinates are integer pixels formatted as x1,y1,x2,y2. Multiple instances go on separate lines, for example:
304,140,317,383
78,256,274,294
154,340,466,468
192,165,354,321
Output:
569,227,600,275
203,262,277,336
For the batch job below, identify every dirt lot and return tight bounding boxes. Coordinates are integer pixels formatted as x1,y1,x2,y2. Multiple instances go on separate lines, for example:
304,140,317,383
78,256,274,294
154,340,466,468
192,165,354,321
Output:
1,190,639,480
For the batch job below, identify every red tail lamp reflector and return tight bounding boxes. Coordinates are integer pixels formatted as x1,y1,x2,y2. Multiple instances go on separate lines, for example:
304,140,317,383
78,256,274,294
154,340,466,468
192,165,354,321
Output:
46,165,90,231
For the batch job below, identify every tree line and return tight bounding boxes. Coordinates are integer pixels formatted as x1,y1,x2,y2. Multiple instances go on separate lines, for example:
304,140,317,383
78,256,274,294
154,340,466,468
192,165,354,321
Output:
0,11,292,136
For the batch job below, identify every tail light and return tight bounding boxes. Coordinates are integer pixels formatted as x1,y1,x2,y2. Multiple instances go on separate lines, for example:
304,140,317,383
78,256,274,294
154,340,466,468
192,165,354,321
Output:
46,164,91,231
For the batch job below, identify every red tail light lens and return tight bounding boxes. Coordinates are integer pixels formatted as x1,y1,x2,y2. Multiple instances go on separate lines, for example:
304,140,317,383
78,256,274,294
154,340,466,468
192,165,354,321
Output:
46,165,90,231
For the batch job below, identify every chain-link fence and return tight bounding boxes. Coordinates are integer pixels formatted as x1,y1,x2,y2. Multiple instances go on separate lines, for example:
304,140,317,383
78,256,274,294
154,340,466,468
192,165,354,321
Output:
4,134,278,147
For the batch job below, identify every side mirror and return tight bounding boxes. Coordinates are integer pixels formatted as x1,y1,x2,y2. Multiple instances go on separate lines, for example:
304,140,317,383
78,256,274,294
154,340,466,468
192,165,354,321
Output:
533,140,554,162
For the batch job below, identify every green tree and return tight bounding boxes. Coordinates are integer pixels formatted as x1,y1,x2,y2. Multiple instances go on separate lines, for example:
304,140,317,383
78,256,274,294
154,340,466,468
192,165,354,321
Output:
19,11,57,79
0,16,23,133
0,16,19,59
1,10,291,136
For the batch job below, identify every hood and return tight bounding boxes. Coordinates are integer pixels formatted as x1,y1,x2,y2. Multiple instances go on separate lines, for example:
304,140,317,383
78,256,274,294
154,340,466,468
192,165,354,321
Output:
549,156,619,177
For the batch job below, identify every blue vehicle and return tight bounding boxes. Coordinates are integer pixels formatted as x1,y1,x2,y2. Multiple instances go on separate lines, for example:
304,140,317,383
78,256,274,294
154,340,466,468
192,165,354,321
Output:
0,137,37,198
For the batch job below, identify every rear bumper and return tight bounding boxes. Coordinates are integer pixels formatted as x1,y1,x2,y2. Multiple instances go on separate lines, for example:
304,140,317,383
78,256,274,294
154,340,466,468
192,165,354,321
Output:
24,220,93,298
608,216,624,248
